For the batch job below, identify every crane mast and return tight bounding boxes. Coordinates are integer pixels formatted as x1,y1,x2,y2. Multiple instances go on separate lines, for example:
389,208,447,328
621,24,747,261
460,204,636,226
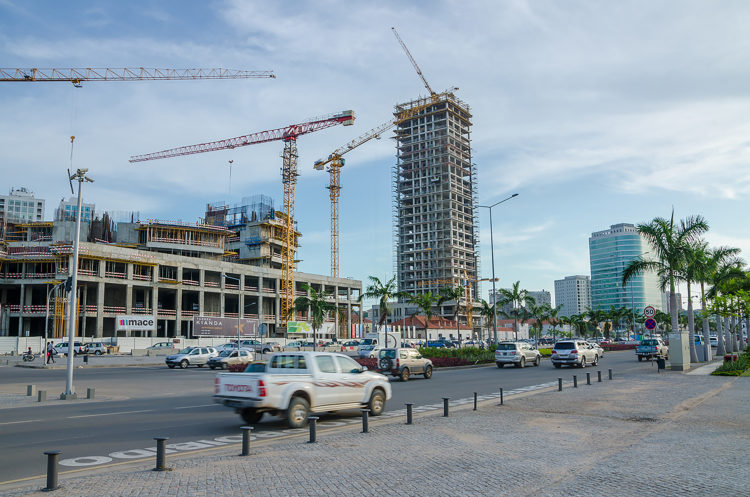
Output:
391,27,435,98
0,67,275,83
131,110,355,329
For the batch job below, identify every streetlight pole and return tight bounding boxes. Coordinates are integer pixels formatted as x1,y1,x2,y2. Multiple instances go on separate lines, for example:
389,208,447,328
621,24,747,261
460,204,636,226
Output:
63,168,93,400
479,193,519,343
223,274,242,353
44,281,63,366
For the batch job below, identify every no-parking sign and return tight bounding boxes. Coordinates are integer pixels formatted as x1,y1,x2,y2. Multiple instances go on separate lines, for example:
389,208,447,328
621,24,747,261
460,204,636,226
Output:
644,318,657,330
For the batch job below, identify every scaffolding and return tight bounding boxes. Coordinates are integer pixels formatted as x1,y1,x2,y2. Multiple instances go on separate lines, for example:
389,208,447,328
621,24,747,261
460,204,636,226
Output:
392,91,477,299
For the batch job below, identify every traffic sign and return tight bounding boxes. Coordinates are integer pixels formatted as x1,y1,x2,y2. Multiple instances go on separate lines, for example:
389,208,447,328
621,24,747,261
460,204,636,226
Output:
644,318,657,330
643,306,656,318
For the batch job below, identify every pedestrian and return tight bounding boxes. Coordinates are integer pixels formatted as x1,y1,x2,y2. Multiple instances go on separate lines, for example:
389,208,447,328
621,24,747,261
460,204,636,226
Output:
47,342,55,364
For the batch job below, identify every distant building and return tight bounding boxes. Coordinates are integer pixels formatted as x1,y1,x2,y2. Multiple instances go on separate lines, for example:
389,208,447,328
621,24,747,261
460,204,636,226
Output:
664,291,683,314
554,276,592,316
0,188,45,223
490,288,551,315
589,223,662,315
55,197,95,223
527,290,551,307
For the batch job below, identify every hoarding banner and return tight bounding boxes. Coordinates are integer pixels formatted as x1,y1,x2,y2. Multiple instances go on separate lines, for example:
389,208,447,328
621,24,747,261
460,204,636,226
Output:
193,316,259,337
116,315,157,332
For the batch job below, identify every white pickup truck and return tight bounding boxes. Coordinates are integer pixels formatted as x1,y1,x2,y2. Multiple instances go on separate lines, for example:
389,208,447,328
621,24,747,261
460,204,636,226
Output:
213,351,392,428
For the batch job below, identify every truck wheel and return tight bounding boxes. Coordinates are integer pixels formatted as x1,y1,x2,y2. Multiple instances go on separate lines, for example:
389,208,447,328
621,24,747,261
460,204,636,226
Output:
180,359,188,369
638,356,643,362
424,365,433,379
368,389,386,416
400,368,410,382
95,350,102,356
286,397,310,429
240,408,263,424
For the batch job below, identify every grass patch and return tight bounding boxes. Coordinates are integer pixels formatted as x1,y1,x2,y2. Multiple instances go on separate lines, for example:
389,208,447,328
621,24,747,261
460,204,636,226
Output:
712,352,750,376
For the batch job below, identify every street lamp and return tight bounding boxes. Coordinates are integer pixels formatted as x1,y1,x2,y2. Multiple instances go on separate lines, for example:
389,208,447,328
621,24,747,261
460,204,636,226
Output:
479,193,519,343
44,280,63,366
62,168,93,400
223,274,242,353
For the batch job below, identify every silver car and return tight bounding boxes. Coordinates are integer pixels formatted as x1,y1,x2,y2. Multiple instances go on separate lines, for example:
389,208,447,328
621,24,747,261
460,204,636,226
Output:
165,347,218,369
551,340,599,368
494,342,542,368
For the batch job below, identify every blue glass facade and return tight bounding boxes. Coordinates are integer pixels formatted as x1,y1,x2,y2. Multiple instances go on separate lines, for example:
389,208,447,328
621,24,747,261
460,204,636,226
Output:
589,223,662,315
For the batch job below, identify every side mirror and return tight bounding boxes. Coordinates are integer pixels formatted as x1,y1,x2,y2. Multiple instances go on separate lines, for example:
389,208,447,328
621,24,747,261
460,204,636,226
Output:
361,366,368,371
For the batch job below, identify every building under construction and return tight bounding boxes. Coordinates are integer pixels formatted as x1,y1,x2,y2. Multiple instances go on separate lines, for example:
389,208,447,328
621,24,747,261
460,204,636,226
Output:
393,91,479,306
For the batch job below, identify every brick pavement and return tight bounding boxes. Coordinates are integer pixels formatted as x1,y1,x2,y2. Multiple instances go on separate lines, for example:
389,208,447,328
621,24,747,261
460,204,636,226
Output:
0,369,747,496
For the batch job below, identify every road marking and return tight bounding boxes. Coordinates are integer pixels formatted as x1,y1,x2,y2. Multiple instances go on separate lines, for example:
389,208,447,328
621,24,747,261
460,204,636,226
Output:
0,419,40,426
173,404,216,410
67,409,153,419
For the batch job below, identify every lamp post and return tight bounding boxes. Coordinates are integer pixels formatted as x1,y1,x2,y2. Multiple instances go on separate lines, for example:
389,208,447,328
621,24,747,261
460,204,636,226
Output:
63,168,93,400
479,193,519,343
223,274,242,353
44,280,63,366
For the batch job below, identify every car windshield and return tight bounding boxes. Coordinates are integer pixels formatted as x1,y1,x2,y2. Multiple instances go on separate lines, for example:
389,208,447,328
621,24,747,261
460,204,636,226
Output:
555,342,575,349
641,340,658,346
496,344,516,350
178,347,193,354
361,339,375,346
219,350,233,357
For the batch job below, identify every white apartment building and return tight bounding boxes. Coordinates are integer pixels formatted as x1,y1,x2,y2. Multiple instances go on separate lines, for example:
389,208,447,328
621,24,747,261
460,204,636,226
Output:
0,188,45,223
554,275,592,317
55,197,95,223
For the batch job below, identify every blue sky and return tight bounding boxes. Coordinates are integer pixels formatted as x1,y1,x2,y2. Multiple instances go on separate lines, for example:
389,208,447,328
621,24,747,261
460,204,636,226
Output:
1,0,749,307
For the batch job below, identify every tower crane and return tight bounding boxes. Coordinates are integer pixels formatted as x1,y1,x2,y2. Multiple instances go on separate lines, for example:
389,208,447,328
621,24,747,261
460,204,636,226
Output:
130,110,355,327
391,27,437,100
314,93,453,278
0,67,275,85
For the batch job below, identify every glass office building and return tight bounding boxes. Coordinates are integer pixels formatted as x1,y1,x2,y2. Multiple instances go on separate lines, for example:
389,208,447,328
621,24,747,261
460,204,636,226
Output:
589,223,662,315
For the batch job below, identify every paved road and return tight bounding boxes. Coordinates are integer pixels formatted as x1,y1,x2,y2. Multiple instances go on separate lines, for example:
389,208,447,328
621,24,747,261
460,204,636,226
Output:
0,351,652,483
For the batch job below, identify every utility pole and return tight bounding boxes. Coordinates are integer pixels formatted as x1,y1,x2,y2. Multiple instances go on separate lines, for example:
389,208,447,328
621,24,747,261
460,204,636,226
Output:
62,168,93,399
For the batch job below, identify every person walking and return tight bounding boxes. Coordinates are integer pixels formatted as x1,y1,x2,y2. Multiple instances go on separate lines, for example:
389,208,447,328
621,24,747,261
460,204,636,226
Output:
46,342,55,364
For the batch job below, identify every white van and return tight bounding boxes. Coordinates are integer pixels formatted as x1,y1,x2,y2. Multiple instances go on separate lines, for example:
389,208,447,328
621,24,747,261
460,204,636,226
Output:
357,331,401,358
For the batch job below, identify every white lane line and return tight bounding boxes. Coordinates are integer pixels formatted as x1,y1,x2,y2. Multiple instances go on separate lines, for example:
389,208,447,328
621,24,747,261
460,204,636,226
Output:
0,419,40,426
68,409,153,419
173,404,217,410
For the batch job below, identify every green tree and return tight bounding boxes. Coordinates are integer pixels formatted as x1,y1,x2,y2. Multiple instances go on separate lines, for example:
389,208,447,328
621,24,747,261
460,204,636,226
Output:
623,212,709,338
289,283,342,350
439,285,465,342
696,246,740,359
584,306,605,339
527,302,550,345
498,281,533,341
362,276,406,327
567,313,586,337
546,305,563,341
409,292,440,324
707,259,745,355
477,299,496,344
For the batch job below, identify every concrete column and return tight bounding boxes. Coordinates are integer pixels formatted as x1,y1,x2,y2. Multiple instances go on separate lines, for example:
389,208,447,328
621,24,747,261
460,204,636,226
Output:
220,289,226,317
199,290,205,317
126,263,133,280
175,286,183,325
95,282,104,338
257,276,263,323
126,285,133,314
17,283,25,336
199,269,205,287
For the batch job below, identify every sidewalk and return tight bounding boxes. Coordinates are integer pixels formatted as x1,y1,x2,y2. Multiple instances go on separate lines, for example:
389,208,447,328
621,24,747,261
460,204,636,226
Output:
1,368,747,496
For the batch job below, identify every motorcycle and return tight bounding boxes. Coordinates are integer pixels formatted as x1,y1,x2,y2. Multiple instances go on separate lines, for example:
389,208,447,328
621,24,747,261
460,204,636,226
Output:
22,351,36,362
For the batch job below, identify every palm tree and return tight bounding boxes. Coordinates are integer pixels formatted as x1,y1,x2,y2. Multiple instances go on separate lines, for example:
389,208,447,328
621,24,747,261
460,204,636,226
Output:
439,285,465,342
623,212,709,340
654,310,671,334
527,302,549,345
289,284,342,350
498,281,533,341
679,240,710,362
547,305,563,341
477,299,496,344
362,276,405,328
707,259,745,356
618,306,635,339
584,306,605,339
408,292,440,328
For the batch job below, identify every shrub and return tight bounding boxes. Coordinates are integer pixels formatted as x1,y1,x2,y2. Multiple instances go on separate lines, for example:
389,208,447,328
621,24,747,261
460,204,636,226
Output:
712,355,749,376
228,363,246,372
418,347,495,363
355,358,377,370
601,343,637,351
538,348,552,357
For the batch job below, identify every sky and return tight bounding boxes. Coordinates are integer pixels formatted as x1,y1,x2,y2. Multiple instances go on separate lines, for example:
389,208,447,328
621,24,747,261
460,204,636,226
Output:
1,0,749,308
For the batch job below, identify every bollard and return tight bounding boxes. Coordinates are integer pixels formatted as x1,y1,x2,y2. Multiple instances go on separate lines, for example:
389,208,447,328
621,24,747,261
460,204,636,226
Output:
307,416,319,443
573,375,578,388
240,426,253,456
442,397,450,417
87,388,95,400
558,378,563,391
361,408,370,433
608,368,613,380
83,355,88,364
586,372,591,385
27,384,36,396
597,370,602,382
44,450,61,491
406,403,413,425
473,392,477,411
38,390,47,402
153,437,169,471
499,388,504,406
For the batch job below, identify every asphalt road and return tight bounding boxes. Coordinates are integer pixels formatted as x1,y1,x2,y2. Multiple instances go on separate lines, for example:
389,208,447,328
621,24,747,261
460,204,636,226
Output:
0,350,653,483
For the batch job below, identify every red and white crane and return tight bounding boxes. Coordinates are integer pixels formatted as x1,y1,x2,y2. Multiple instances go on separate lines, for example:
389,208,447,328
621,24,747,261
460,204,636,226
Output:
130,110,356,328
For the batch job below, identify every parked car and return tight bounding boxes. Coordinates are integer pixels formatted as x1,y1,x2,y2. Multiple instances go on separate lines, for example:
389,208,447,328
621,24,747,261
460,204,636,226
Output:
165,347,218,369
551,340,600,368
147,341,175,350
636,338,669,361
52,341,85,356
340,340,360,352
377,347,433,381
84,342,107,355
284,340,315,350
425,340,448,348
214,351,391,427
208,348,255,370
232,339,280,354
709,335,719,347
494,342,542,368
587,341,605,357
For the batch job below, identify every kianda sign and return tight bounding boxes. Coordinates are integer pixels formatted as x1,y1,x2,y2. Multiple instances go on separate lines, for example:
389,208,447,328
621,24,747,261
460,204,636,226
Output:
116,315,156,332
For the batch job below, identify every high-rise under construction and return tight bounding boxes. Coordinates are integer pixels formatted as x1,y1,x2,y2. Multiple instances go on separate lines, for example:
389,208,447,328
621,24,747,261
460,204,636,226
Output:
393,91,479,302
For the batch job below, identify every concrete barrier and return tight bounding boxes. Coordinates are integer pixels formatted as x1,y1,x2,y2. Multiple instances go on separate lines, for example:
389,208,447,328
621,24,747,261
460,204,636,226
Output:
147,348,177,356
130,349,148,357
